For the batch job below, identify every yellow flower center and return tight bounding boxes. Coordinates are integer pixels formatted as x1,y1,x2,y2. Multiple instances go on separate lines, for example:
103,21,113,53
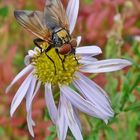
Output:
31,43,80,85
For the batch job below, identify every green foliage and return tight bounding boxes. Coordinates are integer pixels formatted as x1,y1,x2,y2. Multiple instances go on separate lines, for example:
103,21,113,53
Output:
0,6,9,18
84,0,92,4
80,17,140,140
44,109,51,121
105,37,119,58
46,126,57,140
44,109,57,140
124,102,140,111
0,127,4,135
13,53,24,70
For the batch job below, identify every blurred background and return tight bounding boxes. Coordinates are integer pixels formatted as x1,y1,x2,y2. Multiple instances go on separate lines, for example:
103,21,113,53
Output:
0,0,140,140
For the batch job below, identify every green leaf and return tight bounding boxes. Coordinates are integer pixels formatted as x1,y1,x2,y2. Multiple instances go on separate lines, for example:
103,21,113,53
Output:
0,6,9,17
105,127,115,140
13,53,24,70
127,114,137,140
129,94,136,103
129,75,140,92
112,93,122,112
124,102,140,111
48,125,56,132
105,37,118,58
44,109,51,121
135,20,140,28
46,133,56,140
136,86,140,93
84,0,92,4
0,127,4,135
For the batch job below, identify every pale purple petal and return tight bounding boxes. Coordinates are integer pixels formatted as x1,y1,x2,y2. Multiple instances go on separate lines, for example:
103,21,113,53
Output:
26,79,40,138
73,106,81,130
45,83,58,124
66,0,79,34
77,36,82,46
73,72,114,118
6,65,33,93
61,95,83,140
80,59,132,73
32,119,35,126
27,109,35,137
31,81,41,101
26,77,37,112
76,46,102,56
75,72,111,103
25,48,39,65
34,47,40,53
60,86,109,121
28,50,36,57
10,73,33,117
24,55,31,66
78,56,98,65
56,95,68,140
26,80,41,113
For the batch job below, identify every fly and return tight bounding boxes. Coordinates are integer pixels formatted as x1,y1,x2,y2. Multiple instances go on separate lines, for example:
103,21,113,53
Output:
14,0,78,73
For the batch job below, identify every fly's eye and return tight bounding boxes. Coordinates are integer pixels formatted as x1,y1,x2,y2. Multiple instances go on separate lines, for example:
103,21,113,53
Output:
52,35,57,42
57,39,62,47
53,34,62,47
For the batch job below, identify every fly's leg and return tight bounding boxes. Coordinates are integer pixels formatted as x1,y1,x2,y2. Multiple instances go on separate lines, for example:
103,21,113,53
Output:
62,55,67,63
45,45,57,74
34,39,56,74
33,38,44,53
71,48,79,64
55,49,66,71
45,53,57,74
74,55,79,65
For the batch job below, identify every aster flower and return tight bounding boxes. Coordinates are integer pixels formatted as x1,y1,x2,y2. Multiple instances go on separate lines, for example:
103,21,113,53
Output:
6,0,132,139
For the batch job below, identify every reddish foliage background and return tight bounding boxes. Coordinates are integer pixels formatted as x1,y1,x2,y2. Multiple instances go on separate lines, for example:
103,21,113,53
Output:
77,0,140,47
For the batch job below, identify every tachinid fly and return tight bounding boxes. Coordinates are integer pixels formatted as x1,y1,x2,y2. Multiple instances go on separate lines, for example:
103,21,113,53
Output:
14,0,78,73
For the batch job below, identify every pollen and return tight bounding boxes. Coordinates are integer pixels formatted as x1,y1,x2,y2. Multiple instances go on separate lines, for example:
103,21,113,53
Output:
31,43,80,85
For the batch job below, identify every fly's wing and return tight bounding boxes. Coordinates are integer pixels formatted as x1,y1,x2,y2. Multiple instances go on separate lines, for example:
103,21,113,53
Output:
44,0,69,31
14,10,51,41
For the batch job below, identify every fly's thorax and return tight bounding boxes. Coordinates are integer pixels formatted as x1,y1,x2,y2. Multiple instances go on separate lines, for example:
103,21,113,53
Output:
52,28,71,47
